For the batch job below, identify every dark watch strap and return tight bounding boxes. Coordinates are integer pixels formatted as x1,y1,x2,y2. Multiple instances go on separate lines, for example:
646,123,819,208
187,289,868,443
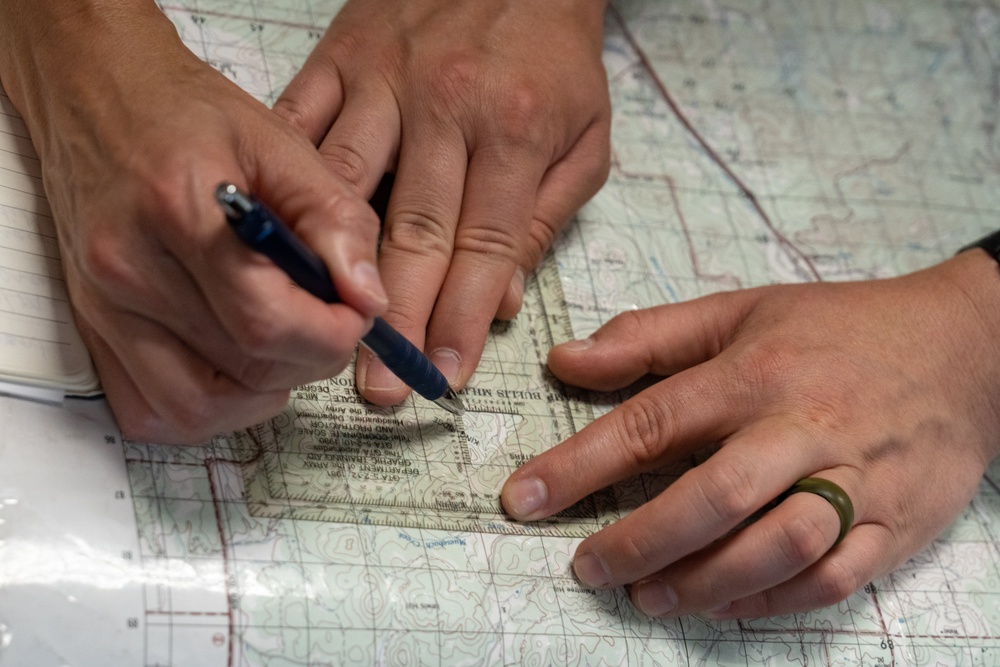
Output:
960,229,1000,262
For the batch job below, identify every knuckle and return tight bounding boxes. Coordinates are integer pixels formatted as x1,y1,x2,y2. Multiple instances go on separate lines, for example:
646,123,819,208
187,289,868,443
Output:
426,54,482,110
318,143,370,192
381,303,425,334
611,396,674,468
324,30,367,65
735,333,859,436
697,464,758,526
229,304,288,355
491,80,548,146
731,336,797,390
774,513,833,570
77,176,196,294
141,170,200,238
521,212,567,271
453,225,519,262
382,209,452,258
230,358,281,392
328,192,379,223
607,309,649,345
619,532,659,573
796,393,853,435
518,234,547,275
528,217,558,254
423,57,549,147
79,233,138,292
301,192,380,239
272,98,312,135
813,556,861,606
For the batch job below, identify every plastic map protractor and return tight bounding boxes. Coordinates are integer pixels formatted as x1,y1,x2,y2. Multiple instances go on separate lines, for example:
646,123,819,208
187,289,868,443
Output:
229,255,625,537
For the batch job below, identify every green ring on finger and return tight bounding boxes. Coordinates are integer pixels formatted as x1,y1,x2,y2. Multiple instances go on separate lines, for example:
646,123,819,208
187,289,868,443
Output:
782,477,854,547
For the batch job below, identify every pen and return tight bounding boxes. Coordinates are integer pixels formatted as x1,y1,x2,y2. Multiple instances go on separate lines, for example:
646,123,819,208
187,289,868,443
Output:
215,182,465,416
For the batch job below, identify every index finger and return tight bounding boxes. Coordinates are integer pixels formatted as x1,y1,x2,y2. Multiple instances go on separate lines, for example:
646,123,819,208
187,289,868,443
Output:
501,293,759,520
500,359,758,523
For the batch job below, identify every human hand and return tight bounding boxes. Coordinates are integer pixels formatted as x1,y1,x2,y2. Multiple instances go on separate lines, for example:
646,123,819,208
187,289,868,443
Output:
274,0,612,404
0,2,387,444
501,251,1000,618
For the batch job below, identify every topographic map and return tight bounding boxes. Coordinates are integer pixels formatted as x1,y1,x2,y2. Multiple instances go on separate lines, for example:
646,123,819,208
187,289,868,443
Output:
5,0,1000,665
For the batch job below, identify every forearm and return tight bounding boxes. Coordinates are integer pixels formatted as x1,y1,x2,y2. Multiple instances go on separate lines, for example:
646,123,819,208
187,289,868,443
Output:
0,0,182,146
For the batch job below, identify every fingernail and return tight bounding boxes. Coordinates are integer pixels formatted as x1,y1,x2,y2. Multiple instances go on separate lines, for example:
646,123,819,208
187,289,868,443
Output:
504,476,548,520
559,337,594,353
509,267,525,302
361,356,402,393
634,580,678,616
352,261,388,309
429,348,462,386
573,551,612,588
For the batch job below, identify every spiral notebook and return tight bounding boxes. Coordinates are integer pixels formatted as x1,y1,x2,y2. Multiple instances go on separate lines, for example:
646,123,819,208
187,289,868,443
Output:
0,89,99,401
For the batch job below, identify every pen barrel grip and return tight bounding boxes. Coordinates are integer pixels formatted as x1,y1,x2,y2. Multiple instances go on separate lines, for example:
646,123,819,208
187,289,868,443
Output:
249,219,342,303
362,318,450,401
222,195,451,402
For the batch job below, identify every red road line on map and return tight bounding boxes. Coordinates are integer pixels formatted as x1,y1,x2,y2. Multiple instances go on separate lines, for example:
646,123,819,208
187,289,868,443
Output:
608,145,743,290
869,586,898,666
832,141,912,201
607,5,822,283
127,429,272,665
664,170,742,289
205,458,236,667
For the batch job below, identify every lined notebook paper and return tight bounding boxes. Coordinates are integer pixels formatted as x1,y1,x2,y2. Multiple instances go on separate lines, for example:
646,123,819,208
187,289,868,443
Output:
0,89,99,398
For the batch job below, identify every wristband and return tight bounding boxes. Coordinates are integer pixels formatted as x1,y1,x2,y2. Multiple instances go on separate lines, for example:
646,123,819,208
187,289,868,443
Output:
959,229,1000,263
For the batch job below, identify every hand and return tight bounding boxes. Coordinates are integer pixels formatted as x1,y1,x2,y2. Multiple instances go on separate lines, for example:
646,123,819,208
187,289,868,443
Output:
273,0,612,404
0,2,387,444
501,251,1000,618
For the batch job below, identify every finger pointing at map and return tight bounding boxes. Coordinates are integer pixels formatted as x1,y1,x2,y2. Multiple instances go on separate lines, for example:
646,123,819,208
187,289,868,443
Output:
503,252,1000,617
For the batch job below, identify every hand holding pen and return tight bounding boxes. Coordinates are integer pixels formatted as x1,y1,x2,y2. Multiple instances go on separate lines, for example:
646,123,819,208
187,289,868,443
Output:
4,0,396,444
216,183,465,415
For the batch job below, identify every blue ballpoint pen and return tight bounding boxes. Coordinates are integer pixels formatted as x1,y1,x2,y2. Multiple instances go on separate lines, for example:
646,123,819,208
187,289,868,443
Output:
215,182,465,416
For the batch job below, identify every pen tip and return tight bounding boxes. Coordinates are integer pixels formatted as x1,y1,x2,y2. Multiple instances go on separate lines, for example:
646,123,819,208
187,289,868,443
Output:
434,389,465,416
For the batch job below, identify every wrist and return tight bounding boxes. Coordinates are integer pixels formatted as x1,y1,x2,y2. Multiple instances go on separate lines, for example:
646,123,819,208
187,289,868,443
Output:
953,233,1000,325
0,0,179,138
942,249,1000,460
0,0,202,162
